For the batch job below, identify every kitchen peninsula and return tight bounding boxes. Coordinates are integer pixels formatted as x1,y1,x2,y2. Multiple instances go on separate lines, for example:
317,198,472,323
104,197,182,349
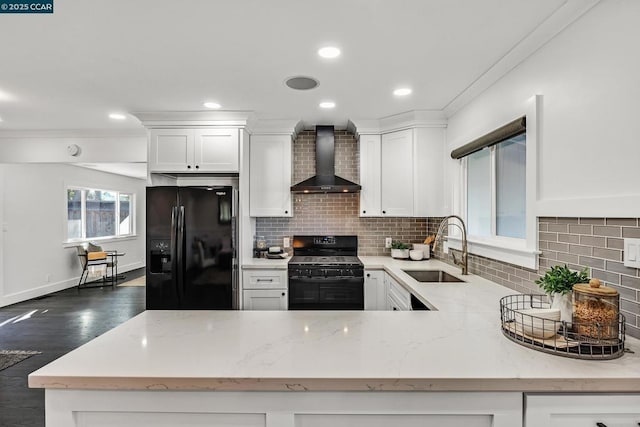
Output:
29,258,640,427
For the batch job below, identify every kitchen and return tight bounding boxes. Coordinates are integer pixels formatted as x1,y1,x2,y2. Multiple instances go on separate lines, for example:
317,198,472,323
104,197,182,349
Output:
1,0,640,426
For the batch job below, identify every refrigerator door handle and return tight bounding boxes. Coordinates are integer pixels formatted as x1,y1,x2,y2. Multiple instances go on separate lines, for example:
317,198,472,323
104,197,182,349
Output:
231,188,239,309
176,205,186,302
170,206,181,306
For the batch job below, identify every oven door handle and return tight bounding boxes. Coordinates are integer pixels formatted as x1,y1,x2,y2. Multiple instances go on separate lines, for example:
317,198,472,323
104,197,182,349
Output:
290,276,363,283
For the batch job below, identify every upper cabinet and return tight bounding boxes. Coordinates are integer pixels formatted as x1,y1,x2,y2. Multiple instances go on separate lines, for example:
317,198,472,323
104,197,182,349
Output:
149,128,239,173
359,127,446,217
381,129,414,216
249,134,292,217
359,135,382,217
194,128,239,172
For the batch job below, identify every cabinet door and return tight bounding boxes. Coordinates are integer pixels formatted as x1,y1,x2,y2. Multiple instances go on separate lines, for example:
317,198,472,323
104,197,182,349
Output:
386,273,410,310
359,135,382,217
414,127,446,217
149,129,194,172
243,289,288,310
364,270,385,310
249,135,292,217
194,128,239,172
381,129,414,216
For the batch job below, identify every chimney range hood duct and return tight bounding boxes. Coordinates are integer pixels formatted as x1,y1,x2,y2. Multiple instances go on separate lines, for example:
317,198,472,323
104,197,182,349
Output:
291,125,362,194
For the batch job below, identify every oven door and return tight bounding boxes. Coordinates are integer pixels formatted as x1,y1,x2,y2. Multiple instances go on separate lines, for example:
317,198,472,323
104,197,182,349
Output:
288,275,364,310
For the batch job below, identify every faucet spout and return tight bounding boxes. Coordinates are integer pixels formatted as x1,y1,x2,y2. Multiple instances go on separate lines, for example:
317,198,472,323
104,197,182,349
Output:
433,215,469,275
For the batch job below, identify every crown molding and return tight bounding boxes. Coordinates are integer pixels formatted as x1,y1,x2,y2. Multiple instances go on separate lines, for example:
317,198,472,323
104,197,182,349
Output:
443,0,601,117
132,111,256,128
0,128,146,138
348,110,447,137
247,119,304,139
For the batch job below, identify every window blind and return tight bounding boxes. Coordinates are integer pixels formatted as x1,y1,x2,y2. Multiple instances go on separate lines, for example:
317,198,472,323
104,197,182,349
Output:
450,116,526,159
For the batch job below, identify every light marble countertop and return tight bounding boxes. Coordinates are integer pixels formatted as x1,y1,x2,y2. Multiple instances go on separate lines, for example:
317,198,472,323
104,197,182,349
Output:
241,256,290,269
29,257,640,392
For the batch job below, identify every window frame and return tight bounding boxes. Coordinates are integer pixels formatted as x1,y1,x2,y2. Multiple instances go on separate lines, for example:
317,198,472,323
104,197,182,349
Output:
448,95,540,270
65,185,136,243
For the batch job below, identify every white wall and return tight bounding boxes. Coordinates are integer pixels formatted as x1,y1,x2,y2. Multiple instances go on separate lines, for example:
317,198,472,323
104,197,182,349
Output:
446,0,640,217
0,163,146,307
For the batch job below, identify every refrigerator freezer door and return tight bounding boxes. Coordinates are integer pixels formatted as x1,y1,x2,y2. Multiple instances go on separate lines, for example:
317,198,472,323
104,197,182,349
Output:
146,187,179,309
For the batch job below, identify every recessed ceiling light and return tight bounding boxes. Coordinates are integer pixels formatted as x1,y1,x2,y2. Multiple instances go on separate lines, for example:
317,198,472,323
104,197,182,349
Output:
319,101,336,109
318,46,341,59
108,113,127,120
203,102,221,109
393,88,412,97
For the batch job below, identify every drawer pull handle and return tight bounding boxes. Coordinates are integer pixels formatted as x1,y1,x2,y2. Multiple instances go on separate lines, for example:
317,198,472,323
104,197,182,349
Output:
281,292,285,296
366,273,370,278
256,279,274,282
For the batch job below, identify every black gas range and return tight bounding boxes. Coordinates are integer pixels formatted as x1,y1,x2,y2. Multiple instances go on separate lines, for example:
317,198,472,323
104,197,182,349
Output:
288,236,364,310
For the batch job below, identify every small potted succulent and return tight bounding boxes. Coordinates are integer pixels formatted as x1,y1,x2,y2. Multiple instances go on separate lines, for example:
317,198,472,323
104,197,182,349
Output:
390,241,411,259
535,264,589,322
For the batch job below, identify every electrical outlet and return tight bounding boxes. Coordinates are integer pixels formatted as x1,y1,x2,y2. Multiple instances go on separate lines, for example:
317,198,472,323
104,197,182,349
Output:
45,274,51,283
385,237,392,249
283,237,290,248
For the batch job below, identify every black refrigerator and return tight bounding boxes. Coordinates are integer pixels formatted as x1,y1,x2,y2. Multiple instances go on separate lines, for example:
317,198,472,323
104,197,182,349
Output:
146,186,238,310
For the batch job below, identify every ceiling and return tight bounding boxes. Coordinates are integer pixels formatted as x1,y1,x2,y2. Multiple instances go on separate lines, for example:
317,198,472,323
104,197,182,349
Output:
0,0,575,132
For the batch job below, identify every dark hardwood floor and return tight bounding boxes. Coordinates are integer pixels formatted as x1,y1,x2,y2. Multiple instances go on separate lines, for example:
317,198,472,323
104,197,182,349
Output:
0,269,146,427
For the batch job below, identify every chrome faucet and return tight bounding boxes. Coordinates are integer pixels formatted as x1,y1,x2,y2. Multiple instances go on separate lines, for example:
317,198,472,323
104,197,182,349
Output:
432,215,469,275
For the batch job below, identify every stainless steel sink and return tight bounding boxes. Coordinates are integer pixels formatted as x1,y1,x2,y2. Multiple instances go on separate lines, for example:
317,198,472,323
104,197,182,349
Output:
402,270,465,283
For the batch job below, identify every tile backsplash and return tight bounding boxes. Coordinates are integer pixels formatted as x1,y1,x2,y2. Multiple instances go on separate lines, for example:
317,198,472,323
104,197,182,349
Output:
255,130,430,256
433,217,640,339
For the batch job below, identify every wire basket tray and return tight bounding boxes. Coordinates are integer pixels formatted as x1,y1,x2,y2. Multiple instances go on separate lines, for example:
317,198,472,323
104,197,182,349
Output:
500,294,626,360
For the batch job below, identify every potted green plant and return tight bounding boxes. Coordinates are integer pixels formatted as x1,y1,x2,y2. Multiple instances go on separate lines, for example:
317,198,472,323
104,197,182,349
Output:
390,241,411,259
535,265,589,322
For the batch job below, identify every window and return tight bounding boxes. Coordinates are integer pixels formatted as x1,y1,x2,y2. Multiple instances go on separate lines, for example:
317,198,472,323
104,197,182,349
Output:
66,187,135,241
467,133,526,240
452,96,540,269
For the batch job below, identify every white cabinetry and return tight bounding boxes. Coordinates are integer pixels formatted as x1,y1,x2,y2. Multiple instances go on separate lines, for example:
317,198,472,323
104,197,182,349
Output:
46,390,522,427
385,273,411,311
381,129,414,216
364,270,385,310
359,135,382,217
149,128,239,173
359,127,445,217
526,394,640,427
242,270,288,310
249,135,292,217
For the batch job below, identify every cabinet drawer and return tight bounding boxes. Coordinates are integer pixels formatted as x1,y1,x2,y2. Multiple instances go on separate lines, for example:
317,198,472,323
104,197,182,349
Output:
243,270,287,289
526,394,640,427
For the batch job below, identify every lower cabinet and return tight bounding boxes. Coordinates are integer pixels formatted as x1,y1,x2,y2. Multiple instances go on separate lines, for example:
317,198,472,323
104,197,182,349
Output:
526,394,640,427
242,269,288,310
364,270,385,310
243,289,287,310
385,273,411,311
46,390,523,427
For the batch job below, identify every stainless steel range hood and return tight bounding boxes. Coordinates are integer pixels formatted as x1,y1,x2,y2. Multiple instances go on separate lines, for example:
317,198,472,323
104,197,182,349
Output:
290,125,361,194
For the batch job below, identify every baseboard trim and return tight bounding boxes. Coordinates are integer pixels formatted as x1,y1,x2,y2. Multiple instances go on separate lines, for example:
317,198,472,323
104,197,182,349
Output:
0,261,145,308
